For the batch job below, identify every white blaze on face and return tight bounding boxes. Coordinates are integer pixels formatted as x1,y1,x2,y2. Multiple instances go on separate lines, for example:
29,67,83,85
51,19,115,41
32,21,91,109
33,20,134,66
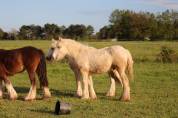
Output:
47,39,58,60
52,49,59,60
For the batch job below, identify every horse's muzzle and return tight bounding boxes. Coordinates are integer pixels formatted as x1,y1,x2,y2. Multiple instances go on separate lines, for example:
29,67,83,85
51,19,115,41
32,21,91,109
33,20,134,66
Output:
46,56,53,61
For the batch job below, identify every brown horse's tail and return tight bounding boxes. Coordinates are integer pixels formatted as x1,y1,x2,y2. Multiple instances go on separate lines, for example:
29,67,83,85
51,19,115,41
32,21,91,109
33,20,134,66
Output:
127,51,134,80
36,51,49,88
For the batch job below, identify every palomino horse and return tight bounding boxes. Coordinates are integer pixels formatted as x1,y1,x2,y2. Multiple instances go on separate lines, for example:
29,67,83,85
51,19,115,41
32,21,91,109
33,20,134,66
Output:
0,46,51,100
46,37,133,101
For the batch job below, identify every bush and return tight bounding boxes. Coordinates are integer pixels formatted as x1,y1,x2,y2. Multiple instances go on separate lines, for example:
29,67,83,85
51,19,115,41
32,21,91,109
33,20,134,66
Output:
156,46,178,63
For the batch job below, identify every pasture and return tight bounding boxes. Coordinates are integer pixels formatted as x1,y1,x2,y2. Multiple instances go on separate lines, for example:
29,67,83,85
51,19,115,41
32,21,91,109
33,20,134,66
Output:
0,40,178,118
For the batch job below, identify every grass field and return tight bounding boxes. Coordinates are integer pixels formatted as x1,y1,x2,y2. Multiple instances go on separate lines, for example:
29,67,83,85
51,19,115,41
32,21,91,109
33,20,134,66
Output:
0,40,178,118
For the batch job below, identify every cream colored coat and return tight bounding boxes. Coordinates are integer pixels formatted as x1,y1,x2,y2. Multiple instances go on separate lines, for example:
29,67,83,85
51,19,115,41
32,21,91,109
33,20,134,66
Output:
47,37,133,101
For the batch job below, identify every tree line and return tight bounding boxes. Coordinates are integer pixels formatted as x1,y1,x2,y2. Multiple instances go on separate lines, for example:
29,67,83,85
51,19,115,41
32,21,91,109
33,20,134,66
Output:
97,9,178,41
0,9,178,40
0,24,94,40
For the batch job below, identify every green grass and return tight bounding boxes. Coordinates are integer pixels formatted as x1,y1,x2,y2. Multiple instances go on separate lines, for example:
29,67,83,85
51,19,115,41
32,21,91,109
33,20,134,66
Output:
0,40,178,118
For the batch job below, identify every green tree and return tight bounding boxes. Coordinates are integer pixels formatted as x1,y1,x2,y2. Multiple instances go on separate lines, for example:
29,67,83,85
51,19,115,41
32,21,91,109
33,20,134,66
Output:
0,28,4,39
63,24,88,40
98,25,114,39
99,9,178,40
44,23,62,39
19,25,33,39
86,25,94,39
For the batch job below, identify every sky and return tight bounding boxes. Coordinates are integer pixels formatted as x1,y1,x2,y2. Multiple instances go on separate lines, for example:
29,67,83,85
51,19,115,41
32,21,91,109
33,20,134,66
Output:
0,0,178,32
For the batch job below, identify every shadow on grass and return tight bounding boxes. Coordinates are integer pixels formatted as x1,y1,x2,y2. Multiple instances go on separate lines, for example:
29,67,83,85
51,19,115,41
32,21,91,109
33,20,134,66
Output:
50,89,75,98
14,86,75,98
29,108,71,116
2,86,76,100
96,92,120,101
29,108,55,115
3,86,120,101
14,86,29,93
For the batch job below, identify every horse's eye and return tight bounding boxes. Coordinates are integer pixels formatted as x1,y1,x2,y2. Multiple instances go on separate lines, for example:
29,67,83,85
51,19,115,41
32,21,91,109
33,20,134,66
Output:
51,48,55,50
57,46,61,49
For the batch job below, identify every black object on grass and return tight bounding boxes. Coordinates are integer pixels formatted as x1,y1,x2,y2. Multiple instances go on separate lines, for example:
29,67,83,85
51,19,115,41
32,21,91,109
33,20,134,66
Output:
54,100,72,115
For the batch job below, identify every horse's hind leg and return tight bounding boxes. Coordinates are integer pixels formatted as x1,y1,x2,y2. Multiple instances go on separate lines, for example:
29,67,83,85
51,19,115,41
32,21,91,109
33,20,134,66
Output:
25,72,36,101
0,77,17,100
88,75,97,99
119,70,130,101
112,69,123,87
106,71,116,97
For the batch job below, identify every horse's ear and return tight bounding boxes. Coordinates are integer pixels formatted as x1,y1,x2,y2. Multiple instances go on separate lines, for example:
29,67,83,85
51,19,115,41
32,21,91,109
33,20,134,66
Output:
58,36,62,41
52,38,56,42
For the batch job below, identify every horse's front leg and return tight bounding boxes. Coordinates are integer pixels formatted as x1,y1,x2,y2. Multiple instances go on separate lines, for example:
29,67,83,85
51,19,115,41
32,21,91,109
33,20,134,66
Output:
88,75,97,99
25,72,36,101
74,72,83,98
81,71,89,99
0,77,17,100
76,79,82,97
0,79,3,98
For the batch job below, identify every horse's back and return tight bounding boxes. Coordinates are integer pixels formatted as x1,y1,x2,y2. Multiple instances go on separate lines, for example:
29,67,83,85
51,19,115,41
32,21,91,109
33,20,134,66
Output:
0,46,44,75
108,45,132,66
20,46,44,67
21,46,43,54
109,45,131,57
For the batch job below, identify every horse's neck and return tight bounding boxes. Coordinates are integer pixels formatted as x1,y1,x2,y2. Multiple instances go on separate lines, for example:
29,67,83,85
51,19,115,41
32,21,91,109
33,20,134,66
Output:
65,40,89,63
65,42,82,61
65,40,87,57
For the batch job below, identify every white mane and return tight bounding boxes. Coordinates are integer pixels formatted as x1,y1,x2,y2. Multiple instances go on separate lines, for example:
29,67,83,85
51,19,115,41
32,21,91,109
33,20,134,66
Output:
62,38,97,59
63,38,96,50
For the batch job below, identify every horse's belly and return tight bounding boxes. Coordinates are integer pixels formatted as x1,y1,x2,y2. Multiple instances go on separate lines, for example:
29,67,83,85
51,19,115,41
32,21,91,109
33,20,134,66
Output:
5,62,24,75
89,62,112,74
89,54,112,74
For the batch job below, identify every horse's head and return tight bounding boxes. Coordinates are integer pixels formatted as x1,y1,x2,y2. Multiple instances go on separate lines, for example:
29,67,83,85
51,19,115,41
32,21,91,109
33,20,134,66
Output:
46,37,68,61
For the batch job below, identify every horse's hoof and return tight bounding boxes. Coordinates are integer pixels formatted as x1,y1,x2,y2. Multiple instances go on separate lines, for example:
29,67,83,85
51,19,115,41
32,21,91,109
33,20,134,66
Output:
9,97,17,100
24,98,35,101
106,93,115,97
74,94,82,98
90,94,97,99
43,95,51,99
119,97,130,102
43,87,51,98
90,96,97,100
0,93,3,98
9,94,18,100
81,96,90,100
24,97,35,101
74,92,82,98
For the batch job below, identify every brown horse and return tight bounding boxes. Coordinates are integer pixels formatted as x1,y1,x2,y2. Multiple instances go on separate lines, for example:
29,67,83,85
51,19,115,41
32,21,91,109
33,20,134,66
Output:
0,46,51,100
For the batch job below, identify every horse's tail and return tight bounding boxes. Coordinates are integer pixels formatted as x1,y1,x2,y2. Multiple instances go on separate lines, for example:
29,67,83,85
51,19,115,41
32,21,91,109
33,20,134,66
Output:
36,51,49,88
127,51,134,80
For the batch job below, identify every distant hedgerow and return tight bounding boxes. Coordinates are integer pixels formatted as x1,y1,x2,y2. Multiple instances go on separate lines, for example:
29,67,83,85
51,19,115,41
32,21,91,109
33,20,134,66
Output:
156,46,178,63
